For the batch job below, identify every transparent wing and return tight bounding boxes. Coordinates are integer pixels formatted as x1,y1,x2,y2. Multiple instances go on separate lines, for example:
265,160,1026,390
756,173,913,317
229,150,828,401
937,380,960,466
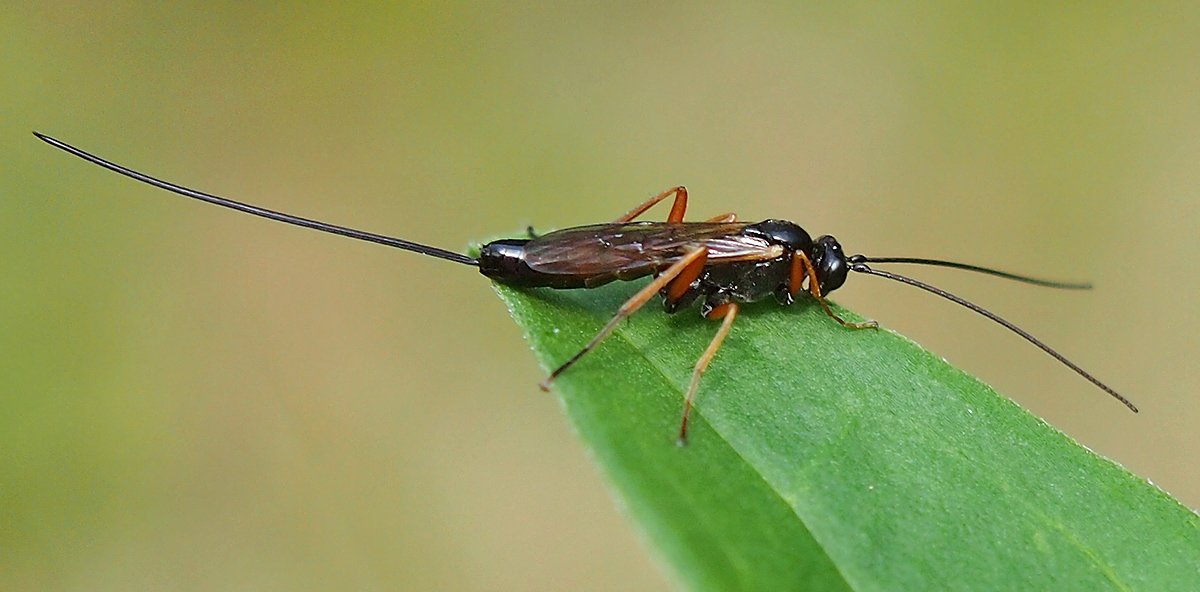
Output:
523,222,778,277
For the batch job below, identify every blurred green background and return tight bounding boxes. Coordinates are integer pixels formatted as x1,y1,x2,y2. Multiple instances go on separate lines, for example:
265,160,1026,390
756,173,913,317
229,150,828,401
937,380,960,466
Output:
3,3,1198,590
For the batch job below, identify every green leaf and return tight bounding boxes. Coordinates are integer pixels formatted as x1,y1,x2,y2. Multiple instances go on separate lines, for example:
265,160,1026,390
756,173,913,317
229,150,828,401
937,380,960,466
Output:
493,281,1200,592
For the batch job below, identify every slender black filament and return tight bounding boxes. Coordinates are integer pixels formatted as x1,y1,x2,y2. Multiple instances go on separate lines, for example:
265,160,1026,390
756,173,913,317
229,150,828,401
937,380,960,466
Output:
849,255,1090,289
33,132,479,266
849,262,1138,413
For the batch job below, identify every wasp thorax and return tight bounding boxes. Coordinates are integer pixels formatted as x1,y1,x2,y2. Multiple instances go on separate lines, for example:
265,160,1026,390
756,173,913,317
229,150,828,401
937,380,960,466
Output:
745,219,813,253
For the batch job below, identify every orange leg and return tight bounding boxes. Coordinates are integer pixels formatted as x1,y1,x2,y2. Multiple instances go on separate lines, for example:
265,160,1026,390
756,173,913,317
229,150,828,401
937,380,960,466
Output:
792,251,878,329
678,302,740,445
664,247,709,305
705,212,737,222
540,247,710,390
614,186,688,223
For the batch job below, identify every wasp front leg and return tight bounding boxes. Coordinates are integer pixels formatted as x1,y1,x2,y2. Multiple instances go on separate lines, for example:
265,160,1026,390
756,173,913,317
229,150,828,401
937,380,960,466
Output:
791,251,878,330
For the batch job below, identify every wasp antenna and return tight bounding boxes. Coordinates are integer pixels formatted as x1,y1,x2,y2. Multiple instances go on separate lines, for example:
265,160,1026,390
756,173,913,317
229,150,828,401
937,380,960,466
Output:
33,132,479,266
848,255,1090,290
849,261,1138,413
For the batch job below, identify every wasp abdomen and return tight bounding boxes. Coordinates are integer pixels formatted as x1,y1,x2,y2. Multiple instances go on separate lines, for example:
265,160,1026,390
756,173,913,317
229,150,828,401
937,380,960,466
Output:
478,239,594,288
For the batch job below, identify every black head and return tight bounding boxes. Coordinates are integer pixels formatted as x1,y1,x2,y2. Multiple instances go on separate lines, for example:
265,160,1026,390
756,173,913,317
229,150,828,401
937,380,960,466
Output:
811,234,849,293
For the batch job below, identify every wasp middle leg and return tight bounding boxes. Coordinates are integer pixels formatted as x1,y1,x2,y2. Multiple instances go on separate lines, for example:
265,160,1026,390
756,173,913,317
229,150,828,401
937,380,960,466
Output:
677,301,740,445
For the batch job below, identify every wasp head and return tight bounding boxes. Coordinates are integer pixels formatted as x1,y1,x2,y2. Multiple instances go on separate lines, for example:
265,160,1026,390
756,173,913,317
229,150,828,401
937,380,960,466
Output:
810,234,848,293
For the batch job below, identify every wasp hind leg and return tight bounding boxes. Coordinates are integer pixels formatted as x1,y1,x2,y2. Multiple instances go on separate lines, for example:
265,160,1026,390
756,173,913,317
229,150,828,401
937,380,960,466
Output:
539,247,710,391
615,186,689,223
660,246,709,313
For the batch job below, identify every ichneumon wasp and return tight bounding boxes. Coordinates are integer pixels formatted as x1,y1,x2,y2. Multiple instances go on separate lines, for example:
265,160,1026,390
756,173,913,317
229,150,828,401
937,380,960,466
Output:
35,132,1138,444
